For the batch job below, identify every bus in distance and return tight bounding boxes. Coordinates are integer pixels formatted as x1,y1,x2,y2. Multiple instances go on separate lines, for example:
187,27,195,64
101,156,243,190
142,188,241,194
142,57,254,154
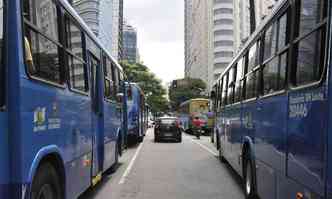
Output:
177,98,213,135
211,0,331,198
126,83,146,144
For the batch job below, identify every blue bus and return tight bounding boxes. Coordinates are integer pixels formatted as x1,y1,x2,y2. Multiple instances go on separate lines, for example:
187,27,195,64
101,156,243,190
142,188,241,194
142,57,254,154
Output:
126,83,146,144
0,0,127,198
211,0,332,198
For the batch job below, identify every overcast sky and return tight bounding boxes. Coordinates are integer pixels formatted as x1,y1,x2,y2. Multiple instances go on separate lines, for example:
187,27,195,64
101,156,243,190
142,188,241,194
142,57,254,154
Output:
124,0,184,85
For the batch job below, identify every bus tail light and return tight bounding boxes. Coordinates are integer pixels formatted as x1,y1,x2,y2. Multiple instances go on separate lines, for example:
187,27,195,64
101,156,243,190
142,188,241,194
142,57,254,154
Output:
296,192,303,199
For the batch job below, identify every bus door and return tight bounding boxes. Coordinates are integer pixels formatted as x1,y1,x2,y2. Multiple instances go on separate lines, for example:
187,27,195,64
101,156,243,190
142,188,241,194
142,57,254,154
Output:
88,52,104,185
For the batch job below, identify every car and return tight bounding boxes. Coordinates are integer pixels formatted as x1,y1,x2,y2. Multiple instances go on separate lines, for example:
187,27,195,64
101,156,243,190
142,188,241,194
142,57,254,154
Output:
154,117,182,143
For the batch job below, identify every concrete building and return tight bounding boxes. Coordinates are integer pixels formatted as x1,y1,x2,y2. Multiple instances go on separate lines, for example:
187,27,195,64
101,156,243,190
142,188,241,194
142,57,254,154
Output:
184,0,213,90
210,0,276,85
212,0,236,83
122,24,138,63
70,0,123,61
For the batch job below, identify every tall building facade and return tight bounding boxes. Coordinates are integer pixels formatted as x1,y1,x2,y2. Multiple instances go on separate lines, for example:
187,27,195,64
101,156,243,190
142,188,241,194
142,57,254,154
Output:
123,24,138,63
212,0,236,82
70,0,123,61
210,0,276,85
184,0,213,90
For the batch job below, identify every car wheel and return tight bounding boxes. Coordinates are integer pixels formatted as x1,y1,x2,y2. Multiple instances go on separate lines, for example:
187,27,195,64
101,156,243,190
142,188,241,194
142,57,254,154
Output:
31,163,62,199
138,136,144,143
178,135,182,143
244,158,257,199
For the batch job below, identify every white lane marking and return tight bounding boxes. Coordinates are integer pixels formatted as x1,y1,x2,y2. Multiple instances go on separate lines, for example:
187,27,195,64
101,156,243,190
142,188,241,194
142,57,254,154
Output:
191,138,218,156
119,142,144,184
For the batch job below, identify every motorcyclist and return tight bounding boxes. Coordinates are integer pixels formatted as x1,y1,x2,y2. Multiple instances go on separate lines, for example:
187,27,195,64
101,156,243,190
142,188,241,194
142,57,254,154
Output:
192,116,203,139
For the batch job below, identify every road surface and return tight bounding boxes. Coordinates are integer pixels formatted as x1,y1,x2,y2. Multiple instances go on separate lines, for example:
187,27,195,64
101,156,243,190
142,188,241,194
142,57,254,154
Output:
79,129,244,199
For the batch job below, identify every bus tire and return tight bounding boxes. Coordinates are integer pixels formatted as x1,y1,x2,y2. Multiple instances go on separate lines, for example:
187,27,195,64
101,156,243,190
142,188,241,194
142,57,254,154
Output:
31,162,62,199
111,140,119,173
118,134,123,157
219,145,226,163
244,157,257,199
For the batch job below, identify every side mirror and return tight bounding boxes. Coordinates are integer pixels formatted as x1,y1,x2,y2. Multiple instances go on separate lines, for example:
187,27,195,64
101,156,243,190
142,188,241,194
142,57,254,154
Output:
210,91,216,99
116,93,124,102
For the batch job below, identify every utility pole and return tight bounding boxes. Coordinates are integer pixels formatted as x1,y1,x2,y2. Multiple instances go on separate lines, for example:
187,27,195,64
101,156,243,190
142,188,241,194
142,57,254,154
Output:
249,0,256,34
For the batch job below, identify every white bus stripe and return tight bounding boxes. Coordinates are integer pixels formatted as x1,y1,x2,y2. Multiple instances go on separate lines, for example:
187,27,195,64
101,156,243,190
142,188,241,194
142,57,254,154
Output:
119,142,144,184
191,139,218,156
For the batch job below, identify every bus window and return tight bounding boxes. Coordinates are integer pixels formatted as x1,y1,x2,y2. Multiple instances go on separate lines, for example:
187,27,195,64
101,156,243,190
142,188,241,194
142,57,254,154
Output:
248,41,260,72
111,63,119,98
228,67,236,104
245,72,256,100
104,57,115,100
263,57,278,95
293,0,327,85
222,74,228,105
234,58,244,103
262,11,289,95
65,16,87,92
217,79,223,109
277,13,288,52
23,0,63,84
263,23,277,61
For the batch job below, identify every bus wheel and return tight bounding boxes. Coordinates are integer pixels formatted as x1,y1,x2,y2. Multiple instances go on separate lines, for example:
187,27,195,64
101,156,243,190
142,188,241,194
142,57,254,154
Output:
111,140,119,173
118,135,123,157
244,159,257,199
218,146,226,163
31,163,61,199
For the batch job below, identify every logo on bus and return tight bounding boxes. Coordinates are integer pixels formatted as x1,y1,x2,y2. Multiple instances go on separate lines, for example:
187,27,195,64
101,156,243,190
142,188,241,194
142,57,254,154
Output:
33,107,46,132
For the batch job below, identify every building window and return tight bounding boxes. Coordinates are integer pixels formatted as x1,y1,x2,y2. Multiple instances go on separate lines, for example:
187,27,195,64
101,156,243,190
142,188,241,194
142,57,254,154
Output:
214,51,233,58
214,8,233,15
214,0,233,4
214,19,233,25
214,29,233,36
214,62,229,69
214,40,234,47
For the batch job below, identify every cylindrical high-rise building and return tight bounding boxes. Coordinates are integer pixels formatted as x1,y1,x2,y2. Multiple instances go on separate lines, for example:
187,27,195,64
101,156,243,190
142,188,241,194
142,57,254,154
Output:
212,0,235,81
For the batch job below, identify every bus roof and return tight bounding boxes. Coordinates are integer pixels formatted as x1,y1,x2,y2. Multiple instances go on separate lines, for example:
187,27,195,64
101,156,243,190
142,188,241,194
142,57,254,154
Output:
179,98,209,107
213,0,287,86
59,0,123,73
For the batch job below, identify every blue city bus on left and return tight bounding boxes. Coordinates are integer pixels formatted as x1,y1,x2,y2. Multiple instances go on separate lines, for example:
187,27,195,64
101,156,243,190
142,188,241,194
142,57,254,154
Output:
0,0,126,198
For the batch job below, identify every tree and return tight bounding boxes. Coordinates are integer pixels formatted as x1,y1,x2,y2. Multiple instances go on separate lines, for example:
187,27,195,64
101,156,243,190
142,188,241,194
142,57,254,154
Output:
169,78,207,109
121,61,169,113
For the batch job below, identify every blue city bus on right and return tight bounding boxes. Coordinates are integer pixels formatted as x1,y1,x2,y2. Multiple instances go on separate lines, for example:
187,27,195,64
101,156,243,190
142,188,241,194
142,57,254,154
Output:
211,0,332,198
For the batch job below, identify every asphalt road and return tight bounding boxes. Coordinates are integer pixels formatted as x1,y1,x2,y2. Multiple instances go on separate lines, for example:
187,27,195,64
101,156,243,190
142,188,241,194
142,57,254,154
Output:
79,129,244,199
